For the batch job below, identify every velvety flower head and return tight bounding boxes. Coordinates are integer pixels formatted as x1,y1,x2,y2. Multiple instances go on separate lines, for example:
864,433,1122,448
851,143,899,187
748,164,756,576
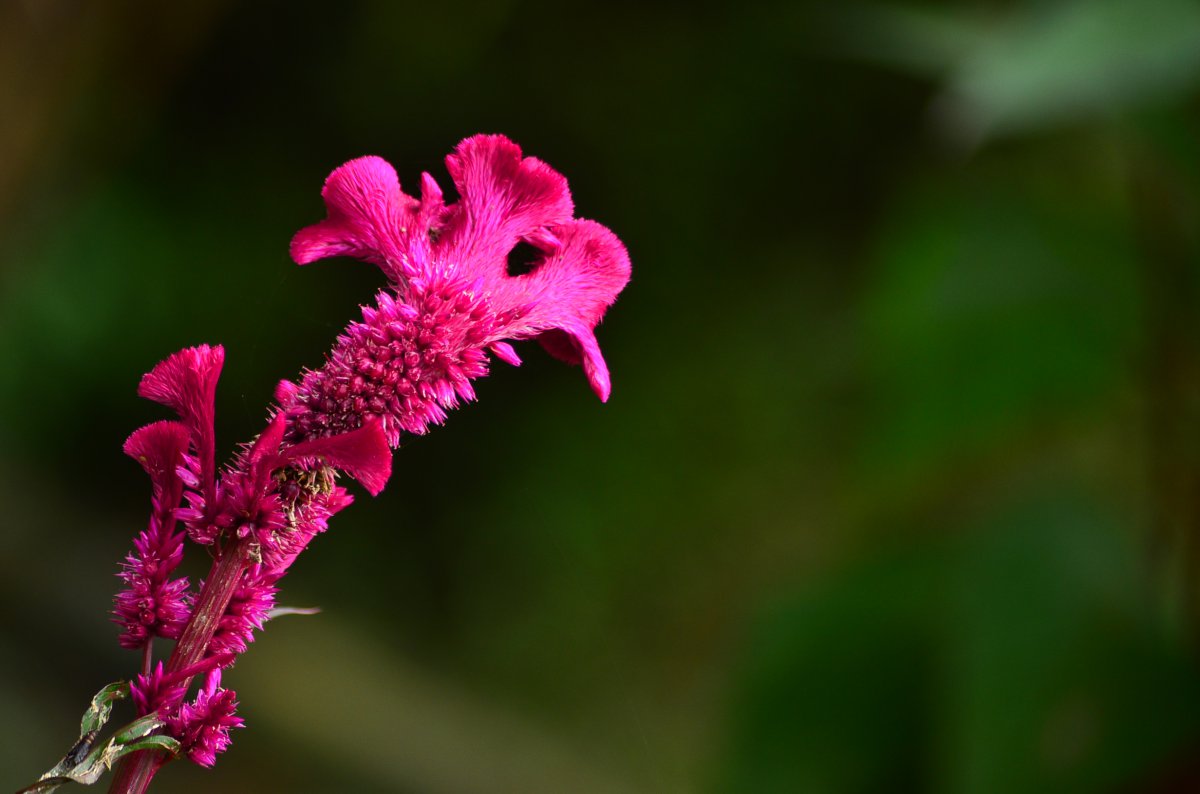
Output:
167,669,244,767
113,569,190,649
113,421,193,648
131,663,187,718
284,134,631,445
130,655,234,718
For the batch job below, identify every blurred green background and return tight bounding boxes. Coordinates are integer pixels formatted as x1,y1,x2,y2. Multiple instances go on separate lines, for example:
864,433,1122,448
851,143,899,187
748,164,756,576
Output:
4,1,1200,792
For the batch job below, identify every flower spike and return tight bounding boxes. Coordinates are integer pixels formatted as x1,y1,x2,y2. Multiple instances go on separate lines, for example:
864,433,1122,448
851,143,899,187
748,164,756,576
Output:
167,670,244,767
113,420,194,648
91,136,629,788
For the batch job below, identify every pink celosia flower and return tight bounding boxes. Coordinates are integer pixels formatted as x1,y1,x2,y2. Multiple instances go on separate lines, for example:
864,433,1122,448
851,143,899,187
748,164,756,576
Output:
130,662,243,766
167,669,244,767
142,348,391,668
130,654,232,717
284,134,631,445
113,421,193,648
162,350,391,554
137,345,224,515
102,135,629,784
130,663,187,718
124,342,391,680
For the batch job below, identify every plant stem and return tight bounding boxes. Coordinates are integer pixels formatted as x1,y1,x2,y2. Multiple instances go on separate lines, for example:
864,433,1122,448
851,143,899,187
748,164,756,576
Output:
106,538,252,794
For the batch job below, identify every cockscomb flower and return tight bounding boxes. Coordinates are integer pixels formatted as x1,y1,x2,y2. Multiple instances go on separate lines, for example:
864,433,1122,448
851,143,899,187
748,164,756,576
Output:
130,654,232,717
72,135,630,793
167,670,244,768
113,421,193,648
117,344,390,678
158,348,390,560
128,663,242,767
130,663,188,719
283,133,631,445
137,345,224,514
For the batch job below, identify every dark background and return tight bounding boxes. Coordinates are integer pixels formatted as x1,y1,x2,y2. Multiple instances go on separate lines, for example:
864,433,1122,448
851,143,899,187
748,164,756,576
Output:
4,1,1200,792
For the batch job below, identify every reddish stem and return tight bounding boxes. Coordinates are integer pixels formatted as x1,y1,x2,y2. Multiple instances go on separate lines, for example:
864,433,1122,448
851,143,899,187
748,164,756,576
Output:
107,538,252,794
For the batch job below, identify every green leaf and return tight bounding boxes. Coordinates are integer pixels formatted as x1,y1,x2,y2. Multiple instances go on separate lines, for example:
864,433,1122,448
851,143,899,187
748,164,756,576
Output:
30,682,129,784
17,685,179,793
119,735,182,755
79,682,129,737
109,713,165,745
948,0,1200,141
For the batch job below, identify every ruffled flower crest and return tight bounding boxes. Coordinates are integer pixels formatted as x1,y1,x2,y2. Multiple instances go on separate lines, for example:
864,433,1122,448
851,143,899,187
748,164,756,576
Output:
123,420,190,502
289,134,630,404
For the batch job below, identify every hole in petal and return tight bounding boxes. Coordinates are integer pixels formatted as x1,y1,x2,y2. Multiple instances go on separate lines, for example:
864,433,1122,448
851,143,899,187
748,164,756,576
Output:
506,240,544,277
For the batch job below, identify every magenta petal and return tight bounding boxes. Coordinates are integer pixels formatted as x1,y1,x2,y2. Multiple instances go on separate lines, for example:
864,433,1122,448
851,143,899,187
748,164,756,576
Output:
521,220,630,329
247,413,287,468
538,327,613,401
138,345,225,495
277,418,392,495
440,134,574,275
138,345,225,421
290,156,417,283
497,219,629,399
123,420,190,497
